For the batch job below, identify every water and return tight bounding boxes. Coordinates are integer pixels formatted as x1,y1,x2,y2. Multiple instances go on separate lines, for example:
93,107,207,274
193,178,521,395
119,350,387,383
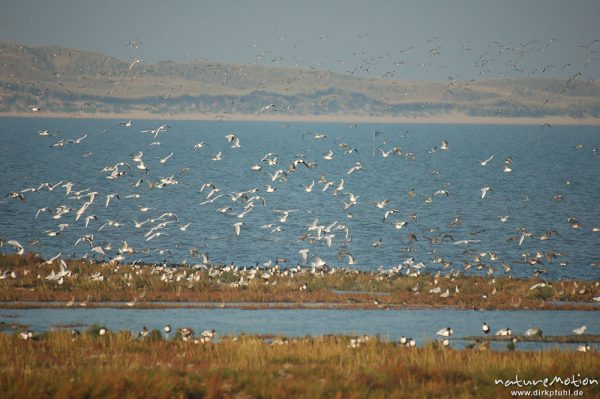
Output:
1,307,597,351
0,118,599,280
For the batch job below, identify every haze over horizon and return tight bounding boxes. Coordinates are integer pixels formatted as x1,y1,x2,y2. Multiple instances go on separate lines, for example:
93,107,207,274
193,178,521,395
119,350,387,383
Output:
1,0,599,82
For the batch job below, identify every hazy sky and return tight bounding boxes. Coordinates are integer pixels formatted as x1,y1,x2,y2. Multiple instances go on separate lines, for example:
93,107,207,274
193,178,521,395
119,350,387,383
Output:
1,0,599,80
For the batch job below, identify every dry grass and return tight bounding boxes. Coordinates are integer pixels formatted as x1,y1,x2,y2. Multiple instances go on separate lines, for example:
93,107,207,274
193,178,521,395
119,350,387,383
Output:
0,330,598,399
1,254,598,310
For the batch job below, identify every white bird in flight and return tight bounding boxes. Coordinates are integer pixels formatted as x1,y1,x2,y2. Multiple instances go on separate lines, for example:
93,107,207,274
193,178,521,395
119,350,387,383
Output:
479,155,494,166
233,222,244,236
129,59,145,70
258,104,277,113
7,240,24,255
480,187,492,199
156,152,174,164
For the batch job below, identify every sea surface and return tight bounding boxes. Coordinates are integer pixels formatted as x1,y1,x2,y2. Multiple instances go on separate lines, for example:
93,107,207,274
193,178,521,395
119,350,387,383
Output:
1,307,597,351
0,118,599,280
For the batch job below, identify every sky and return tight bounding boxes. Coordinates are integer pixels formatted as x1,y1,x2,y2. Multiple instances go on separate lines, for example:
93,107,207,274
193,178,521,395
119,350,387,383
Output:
1,0,599,81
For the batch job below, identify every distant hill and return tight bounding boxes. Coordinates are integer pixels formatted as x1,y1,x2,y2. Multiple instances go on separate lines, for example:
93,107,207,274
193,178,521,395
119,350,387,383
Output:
1,41,599,119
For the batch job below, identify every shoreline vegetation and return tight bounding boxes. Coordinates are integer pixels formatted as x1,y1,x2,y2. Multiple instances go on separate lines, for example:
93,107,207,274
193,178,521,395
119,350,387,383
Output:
1,254,598,311
0,329,598,398
3,111,600,126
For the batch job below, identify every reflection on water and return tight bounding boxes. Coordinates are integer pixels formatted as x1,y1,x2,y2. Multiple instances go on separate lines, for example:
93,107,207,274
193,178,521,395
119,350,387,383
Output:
1,307,597,351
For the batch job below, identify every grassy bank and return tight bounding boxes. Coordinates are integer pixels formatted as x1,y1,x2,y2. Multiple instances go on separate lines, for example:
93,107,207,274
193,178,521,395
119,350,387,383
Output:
1,254,598,310
0,330,598,399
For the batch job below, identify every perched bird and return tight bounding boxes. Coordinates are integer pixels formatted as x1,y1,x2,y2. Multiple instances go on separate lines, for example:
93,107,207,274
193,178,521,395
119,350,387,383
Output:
524,327,543,337
138,326,149,338
573,326,587,335
436,327,453,337
482,322,490,335
577,344,591,352
201,329,217,339
179,328,194,341
495,328,512,336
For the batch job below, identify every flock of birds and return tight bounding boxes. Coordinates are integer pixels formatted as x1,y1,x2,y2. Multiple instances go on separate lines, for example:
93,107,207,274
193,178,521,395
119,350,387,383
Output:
16,321,593,352
108,34,600,122
0,119,599,301
4,121,598,352
352,322,594,351
18,324,217,345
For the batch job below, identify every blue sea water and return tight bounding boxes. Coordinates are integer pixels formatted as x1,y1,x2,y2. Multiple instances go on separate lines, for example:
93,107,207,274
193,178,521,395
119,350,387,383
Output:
2,307,598,351
0,118,599,280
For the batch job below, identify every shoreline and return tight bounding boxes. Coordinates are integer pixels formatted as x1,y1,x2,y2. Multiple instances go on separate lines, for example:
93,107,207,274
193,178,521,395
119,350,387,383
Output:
0,300,598,311
3,111,600,125
1,254,599,311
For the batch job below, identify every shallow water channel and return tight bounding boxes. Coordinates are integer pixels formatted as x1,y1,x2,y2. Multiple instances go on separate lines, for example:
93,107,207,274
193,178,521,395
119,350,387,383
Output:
1,307,597,351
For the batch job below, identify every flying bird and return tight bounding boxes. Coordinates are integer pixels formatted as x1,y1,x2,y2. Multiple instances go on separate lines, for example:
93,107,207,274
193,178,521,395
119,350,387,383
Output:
480,187,492,199
479,155,494,166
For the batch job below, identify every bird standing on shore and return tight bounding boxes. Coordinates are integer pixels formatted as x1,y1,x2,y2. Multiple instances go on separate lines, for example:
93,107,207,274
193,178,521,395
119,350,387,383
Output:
496,328,512,336
437,327,453,337
482,322,490,334
573,325,586,335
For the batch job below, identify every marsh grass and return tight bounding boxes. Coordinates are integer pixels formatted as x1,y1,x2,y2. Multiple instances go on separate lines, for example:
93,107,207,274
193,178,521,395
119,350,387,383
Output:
0,254,598,310
0,331,598,398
